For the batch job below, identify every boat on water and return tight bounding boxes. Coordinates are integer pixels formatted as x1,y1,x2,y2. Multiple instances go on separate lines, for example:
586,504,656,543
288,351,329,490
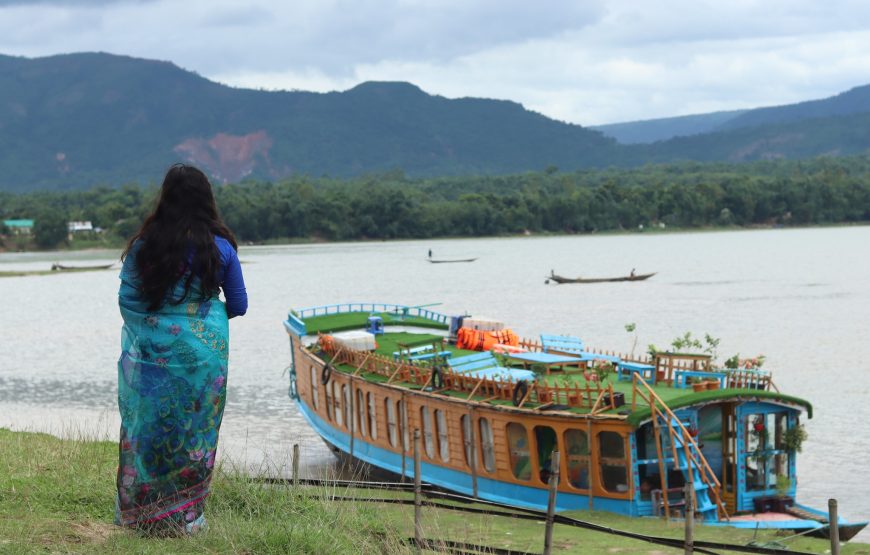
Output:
50,262,115,272
283,302,867,540
547,272,656,284
427,257,478,264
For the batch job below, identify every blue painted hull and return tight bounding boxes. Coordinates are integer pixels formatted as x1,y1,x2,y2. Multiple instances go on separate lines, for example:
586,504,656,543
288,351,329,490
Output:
295,396,634,515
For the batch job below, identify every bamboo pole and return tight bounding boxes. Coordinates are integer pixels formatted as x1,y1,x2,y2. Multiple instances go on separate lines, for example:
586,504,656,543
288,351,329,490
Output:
414,429,423,553
829,499,840,555
543,450,561,555
684,482,694,554
292,443,300,487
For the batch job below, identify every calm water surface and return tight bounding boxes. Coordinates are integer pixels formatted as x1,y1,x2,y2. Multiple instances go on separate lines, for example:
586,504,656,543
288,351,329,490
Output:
1,227,868,538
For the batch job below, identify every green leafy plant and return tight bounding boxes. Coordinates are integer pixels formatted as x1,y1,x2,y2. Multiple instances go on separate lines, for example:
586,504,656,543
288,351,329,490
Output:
724,354,740,369
624,323,638,358
592,361,614,382
783,424,807,452
669,331,721,360
776,474,792,498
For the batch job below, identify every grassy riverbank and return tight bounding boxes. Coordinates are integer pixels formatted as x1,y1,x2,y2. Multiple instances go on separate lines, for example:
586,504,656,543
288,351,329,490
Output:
1,428,865,554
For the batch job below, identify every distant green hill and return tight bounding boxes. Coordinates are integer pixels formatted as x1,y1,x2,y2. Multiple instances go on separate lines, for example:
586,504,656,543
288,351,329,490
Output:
593,84,870,145
2,52,870,192
592,110,748,144
0,52,618,191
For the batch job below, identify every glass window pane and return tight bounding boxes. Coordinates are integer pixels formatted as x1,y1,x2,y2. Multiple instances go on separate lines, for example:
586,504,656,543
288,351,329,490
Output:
435,409,449,462
421,407,435,458
333,382,343,427
325,377,333,421
479,418,495,473
506,423,531,481
534,426,559,485
386,398,397,447
368,392,378,440
357,390,367,437
598,431,628,494
774,413,787,450
343,385,352,430
398,400,409,451
461,415,474,467
564,429,590,490
310,366,319,409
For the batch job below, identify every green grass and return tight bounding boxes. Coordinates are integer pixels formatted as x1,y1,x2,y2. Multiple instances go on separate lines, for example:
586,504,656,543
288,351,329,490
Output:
0,428,406,554
3,429,863,554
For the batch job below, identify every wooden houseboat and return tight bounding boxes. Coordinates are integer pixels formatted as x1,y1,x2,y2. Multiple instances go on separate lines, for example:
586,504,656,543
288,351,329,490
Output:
283,302,867,539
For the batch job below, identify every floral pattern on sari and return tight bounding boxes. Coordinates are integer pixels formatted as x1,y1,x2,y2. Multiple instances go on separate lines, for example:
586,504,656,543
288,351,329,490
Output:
117,292,229,534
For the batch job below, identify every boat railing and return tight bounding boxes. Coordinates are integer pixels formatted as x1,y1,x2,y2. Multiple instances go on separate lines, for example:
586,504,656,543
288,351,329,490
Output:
723,368,778,392
327,344,619,412
296,303,450,325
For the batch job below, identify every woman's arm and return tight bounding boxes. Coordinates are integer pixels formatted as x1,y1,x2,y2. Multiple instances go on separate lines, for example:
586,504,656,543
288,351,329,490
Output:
219,240,248,318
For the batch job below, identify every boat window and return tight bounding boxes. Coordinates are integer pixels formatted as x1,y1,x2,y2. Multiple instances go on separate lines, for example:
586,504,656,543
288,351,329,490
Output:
479,418,496,473
598,431,628,494
534,426,560,485
367,392,378,440
343,385,352,430
333,381,343,427
356,389,367,438
310,366,319,410
461,415,474,467
564,429,590,490
398,399,409,451
506,423,532,481
386,398,398,447
745,412,790,492
421,407,435,459
435,409,449,462
324,376,333,421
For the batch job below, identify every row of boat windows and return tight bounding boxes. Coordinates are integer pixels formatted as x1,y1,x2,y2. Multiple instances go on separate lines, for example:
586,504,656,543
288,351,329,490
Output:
310,367,629,493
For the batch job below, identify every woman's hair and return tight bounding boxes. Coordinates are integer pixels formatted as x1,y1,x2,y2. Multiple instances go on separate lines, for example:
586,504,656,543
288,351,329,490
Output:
123,164,238,311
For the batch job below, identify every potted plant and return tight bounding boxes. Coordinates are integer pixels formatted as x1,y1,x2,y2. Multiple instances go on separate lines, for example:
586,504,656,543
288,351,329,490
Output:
773,475,794,512
783,424,807,452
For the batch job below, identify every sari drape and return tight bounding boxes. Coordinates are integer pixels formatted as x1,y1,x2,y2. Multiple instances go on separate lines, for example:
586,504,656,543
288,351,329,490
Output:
116,275,229,534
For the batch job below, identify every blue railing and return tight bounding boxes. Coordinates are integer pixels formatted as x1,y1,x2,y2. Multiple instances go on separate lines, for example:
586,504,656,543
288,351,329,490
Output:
285,303,451,336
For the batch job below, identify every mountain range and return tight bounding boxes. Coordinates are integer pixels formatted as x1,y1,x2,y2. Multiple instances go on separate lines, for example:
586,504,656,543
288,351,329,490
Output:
2,52,870,192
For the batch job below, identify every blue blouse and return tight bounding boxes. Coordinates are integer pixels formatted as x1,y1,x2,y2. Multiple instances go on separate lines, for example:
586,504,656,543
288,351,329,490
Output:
119,236,248,317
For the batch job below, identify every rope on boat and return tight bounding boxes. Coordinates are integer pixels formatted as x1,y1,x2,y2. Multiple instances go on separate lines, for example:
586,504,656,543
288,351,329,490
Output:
249,476,821,555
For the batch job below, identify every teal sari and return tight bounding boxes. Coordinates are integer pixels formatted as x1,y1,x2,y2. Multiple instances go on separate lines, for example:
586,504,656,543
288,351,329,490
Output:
116,255,229,534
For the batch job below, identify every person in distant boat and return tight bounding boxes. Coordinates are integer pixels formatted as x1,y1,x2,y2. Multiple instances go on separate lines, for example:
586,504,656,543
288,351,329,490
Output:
630,268,636,277
115,164,247,536
428,249,432,258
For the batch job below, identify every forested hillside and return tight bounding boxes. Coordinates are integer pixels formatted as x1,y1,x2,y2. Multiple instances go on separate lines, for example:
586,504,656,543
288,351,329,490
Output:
0,52,617,191
3,157,869,249
2,52,870,192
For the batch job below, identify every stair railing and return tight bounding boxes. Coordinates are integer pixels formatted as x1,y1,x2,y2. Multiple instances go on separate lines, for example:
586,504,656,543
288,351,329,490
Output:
632,374,729,521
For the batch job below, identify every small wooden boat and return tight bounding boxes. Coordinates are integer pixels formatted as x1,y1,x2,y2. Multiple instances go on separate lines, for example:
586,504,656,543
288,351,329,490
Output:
427,257,478,264
51,262,115,272
547,272,655,284
282,302,867,539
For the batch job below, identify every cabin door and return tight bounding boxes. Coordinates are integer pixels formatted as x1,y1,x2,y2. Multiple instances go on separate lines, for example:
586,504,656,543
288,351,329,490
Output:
720,403,737,514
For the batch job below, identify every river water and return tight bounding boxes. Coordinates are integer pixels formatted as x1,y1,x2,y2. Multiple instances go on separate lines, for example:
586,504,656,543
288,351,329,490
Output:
1,227,868,538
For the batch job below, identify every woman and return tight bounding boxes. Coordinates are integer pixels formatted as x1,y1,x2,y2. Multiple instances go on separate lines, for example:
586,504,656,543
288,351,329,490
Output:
115,164,247,535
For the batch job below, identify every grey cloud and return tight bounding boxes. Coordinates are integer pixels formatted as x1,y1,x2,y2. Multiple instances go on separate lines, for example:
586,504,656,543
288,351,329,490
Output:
0,0,153,5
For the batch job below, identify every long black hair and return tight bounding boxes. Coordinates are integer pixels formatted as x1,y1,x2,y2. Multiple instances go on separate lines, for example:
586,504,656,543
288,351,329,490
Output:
123,164,238,311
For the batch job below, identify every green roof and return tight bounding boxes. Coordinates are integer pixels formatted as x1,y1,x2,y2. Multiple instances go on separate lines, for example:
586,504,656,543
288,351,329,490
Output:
3,219,34,227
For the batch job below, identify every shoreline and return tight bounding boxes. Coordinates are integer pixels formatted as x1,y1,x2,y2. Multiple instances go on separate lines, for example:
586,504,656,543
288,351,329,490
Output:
2,220,868,256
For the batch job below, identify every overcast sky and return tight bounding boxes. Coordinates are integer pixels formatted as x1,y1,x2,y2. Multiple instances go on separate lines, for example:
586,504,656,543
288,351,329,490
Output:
1,0,869,126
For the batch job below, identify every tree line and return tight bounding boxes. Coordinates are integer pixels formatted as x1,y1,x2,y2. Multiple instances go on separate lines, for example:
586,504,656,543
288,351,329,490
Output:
2,156,870,249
